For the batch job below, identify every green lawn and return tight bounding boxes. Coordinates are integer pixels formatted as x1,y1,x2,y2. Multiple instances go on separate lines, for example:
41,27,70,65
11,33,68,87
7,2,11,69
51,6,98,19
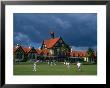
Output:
13,62,97,75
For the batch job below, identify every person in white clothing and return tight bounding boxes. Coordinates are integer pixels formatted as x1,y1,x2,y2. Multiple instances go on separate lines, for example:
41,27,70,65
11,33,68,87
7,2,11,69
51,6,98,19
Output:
33,62,37,71
66,62,68,65
77,61,81,71
64,60,66,65
47,60,50,65
64,62,66,65
67,62,70,69
53,60,56,65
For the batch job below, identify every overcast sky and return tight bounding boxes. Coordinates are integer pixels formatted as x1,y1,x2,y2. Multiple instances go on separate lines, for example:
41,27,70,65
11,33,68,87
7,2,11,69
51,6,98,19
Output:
13,13,97,51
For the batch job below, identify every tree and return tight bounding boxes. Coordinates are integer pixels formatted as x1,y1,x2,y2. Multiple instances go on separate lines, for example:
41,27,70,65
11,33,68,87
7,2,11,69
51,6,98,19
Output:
87,48,95,63
60,45,70,62
61,45,70,54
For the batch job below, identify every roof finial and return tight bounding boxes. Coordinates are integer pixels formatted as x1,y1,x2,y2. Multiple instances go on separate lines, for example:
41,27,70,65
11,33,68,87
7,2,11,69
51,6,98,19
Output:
71,48,73,52
17,44,19,46
16,44,19,48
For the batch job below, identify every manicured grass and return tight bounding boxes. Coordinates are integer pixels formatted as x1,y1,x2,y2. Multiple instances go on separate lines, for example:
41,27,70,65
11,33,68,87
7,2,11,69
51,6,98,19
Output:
13,62,97,75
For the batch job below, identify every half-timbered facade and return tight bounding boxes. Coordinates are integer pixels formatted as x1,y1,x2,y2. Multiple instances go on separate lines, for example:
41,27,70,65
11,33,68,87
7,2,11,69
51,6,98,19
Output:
13,32,96,63
41,32,70,58
14,45,38,62
14,46,25,62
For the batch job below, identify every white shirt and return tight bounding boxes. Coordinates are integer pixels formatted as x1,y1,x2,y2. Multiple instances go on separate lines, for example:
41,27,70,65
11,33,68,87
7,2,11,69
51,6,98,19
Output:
67,63,70,65
33,63,36,67
77,62,81,67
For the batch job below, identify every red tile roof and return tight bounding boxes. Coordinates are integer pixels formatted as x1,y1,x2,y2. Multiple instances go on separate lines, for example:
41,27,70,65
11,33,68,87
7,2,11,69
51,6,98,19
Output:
36,49,50,56
13,46,20,53
42,49,50,55
14,46,96,58
36,49,42,55
43,37,60,48
22,47,31,53
14,46,33,53
70,51,87,57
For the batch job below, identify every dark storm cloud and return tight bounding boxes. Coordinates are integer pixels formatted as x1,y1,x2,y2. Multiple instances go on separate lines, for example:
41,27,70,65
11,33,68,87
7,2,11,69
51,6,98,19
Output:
13,13,97,50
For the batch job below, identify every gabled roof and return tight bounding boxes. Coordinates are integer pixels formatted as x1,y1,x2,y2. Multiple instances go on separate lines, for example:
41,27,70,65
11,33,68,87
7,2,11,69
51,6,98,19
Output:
36,49,50,55
14,46,34,54
43,37,60,48
42,49,50,55
13,46,20,53
22,47,31,53
36,49,42,55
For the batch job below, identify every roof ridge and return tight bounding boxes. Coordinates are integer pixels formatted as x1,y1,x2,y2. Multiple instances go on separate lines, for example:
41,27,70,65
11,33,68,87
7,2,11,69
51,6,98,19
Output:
44,37,60,41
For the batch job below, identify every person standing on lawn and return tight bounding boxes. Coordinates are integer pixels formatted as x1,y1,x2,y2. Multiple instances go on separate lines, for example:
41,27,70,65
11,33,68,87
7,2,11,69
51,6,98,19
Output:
53,60,56,65
67,62,70,69
77,61,81,71
33,62,37,71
